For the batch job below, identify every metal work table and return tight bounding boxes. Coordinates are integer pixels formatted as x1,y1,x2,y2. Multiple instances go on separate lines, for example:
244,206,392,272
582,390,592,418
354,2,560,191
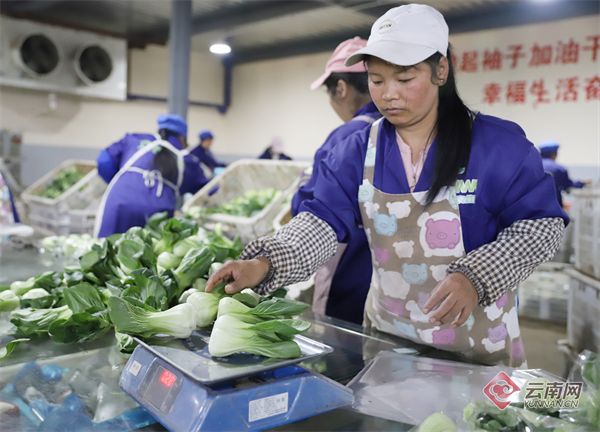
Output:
0,237,66,286
0,312,470,431
0,241,470,431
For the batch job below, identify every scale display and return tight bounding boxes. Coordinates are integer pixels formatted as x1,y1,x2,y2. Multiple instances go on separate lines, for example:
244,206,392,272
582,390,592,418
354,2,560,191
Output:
120,333,354,432
139,362,182,413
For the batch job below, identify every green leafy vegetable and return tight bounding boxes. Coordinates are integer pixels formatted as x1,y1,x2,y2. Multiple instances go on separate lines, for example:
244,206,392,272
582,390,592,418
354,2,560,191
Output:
208,315,303,358
0,338,30,360
417,412,457,432
36,166,85,199
108,296,196,338
157,252,181,272
193,189,280,218
115,331,137,353
0,290,20,312
20,288,54,309
232,288,263,307
172,247,215,295
62,282,106,313
48,310,111,343
186,292,220,327
10,306,73,337
173,235,206,258
153,217,198,255
10,277,35,296
121,269,170,310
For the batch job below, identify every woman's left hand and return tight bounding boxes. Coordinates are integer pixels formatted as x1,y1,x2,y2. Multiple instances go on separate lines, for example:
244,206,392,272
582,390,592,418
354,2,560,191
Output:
422,272,479,327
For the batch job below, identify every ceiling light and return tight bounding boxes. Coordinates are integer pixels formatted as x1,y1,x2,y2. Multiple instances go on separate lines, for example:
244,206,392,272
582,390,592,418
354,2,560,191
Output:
209,43,231,55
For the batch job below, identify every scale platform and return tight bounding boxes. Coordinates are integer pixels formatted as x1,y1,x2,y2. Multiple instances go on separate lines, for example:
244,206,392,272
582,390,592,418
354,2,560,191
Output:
120,330,353,431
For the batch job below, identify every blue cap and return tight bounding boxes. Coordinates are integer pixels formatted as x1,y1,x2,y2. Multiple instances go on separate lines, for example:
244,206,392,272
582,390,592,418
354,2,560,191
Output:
538,141,559,156
199,130,214,141
157,114,187,136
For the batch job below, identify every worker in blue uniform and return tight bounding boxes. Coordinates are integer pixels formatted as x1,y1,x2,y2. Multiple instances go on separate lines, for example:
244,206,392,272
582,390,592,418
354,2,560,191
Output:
207,4,568,366
539,141,588,208
186,130,226,175
291,36,381,324
94,114,208,237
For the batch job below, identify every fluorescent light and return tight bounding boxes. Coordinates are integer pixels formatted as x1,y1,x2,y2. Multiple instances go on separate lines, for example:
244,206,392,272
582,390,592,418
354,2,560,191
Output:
210,43,231,55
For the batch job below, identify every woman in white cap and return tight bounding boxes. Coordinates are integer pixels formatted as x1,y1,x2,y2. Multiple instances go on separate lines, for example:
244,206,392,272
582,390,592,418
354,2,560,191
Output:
206,4,567,366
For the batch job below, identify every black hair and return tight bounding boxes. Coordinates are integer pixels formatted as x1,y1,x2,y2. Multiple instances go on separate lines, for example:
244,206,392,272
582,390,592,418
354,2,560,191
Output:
423,47,473,205
324,72,369,96
155,128,180,184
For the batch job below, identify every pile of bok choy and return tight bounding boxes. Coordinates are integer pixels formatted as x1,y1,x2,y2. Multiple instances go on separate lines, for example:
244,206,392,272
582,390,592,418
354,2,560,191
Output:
0,212,244,358
186,188,280,219
2,212,312,361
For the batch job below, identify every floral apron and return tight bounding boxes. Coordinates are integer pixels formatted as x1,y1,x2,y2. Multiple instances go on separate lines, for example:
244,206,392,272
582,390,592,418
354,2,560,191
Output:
359,119,526,367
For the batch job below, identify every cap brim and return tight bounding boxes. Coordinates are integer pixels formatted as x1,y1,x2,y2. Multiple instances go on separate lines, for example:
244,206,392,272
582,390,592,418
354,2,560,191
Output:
345,41,437,67
310,70,331,91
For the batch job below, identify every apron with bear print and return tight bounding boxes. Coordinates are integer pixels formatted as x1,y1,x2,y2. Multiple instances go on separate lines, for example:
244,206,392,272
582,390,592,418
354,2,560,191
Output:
360,118,526,367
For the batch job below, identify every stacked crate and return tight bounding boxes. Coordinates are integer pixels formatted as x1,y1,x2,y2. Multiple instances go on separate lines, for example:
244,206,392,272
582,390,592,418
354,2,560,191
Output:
518,262,570,323
21,160,106,235
572,188,600,279
182,160,308,243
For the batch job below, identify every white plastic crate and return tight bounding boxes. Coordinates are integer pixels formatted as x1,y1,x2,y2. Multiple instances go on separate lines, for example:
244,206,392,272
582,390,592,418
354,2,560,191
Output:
518,263,570,323
572,188,600,279
272,199,293,231
566,268,600,354
21,159,106,235
182,160,308,243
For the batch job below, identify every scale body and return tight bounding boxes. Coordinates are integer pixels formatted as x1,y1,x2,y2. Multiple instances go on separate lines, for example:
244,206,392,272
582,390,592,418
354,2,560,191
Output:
120,334,353,431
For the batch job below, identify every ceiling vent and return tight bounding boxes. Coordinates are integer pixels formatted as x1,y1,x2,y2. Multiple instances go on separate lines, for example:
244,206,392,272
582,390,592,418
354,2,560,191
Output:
0,16,127,100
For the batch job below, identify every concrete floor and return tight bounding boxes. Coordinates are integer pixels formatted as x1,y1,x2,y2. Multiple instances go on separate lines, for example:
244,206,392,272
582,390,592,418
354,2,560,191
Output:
520,317,568,377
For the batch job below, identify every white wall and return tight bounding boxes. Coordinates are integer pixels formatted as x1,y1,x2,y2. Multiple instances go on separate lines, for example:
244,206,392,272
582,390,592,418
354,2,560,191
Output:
216,51,340,159
450,15,599,169
1,15,598,170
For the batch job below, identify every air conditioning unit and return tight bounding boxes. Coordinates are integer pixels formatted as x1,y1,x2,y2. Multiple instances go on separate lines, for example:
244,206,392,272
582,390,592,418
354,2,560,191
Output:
0,16,127,100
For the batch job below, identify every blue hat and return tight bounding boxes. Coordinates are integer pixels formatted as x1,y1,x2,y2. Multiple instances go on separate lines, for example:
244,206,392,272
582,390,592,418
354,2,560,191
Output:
538,141,559,156
157,114,187,136
199,130,214,141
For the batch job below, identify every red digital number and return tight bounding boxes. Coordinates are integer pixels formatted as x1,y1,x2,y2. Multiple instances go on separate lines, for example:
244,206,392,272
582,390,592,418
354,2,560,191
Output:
159,369,177,388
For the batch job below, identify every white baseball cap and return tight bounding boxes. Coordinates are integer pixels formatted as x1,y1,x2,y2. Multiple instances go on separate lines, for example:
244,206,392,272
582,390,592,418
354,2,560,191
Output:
345,4,449,67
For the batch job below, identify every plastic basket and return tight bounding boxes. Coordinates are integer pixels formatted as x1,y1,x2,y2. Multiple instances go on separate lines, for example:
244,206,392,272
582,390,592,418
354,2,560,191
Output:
182,160,308,243
572,188,600,279
566,268,600,354
21,160,106,235
518,263,570,323
272,199,293,232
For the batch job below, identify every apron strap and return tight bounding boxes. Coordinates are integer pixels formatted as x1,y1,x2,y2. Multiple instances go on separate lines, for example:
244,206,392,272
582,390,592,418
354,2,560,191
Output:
363,118,385,184
126,167,178,198
94,137,182,237
352,114,377,124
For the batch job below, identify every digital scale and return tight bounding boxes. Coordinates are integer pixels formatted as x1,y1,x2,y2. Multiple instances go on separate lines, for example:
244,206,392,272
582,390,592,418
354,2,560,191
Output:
120,331,354,431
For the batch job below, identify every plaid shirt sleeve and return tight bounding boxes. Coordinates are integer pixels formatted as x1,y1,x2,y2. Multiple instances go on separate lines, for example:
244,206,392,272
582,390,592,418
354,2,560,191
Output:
447,217,565,306
240,212,338,295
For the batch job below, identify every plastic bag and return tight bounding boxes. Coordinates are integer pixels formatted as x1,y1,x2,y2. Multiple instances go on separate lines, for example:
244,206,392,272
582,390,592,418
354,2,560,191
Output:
560,350,600,429
347,350,558,427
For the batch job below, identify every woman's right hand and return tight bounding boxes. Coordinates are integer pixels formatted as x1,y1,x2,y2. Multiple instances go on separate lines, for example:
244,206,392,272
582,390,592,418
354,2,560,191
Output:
205,257,271,294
